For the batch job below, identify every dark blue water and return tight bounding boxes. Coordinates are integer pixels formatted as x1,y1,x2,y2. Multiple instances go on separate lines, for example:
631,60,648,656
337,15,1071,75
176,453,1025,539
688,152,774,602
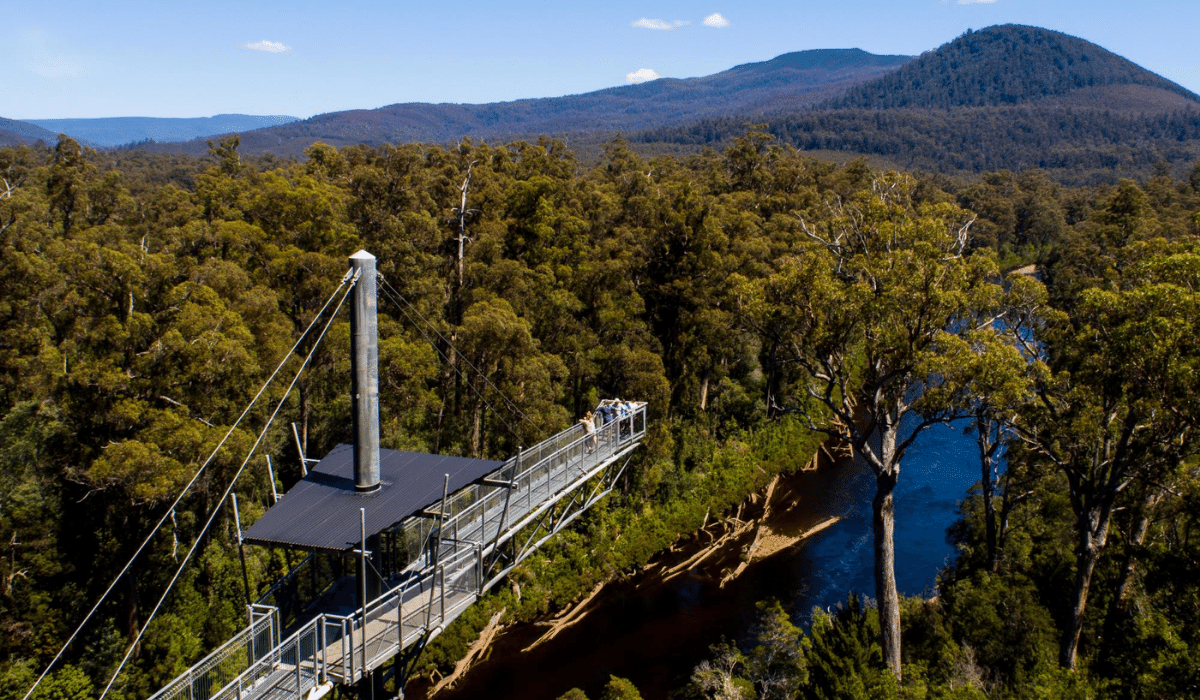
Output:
786,420,980,619
431,421,985,700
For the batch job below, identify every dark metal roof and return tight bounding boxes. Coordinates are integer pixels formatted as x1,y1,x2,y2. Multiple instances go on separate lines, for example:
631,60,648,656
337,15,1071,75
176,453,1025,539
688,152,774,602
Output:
243,444,503,552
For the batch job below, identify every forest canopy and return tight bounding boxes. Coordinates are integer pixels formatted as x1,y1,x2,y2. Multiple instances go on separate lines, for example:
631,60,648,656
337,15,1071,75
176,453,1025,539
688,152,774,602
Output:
3,132,1200,699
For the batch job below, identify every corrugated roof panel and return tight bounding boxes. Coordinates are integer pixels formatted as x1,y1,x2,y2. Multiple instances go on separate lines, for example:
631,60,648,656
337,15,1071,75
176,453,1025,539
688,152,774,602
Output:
243,444,503,551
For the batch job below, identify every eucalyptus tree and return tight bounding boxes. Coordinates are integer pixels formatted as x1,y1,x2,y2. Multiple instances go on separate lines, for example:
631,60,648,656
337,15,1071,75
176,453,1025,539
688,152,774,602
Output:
1013,238,1200,670
925,273,1046,572
46,137,93,237
739,173,1010,678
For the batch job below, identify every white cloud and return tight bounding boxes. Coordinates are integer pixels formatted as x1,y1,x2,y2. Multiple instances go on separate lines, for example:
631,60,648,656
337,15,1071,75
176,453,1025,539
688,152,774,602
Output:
631,18,688,30
957,0,997,4
626,68,660,84
702,13,730,28
243,39,291,53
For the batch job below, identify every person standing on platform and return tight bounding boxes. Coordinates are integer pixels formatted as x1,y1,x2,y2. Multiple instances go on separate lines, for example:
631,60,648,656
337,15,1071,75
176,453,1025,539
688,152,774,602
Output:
598,401,615,426
580,411,597,453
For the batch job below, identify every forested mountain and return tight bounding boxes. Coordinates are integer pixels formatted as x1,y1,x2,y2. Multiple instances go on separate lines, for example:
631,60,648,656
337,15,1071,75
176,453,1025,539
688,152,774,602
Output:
831,24,1200,109
641,106,1200,185
129,25,1200,184
0,118,58,147
641,25,1200,183
14,25,1200,185
132,49,910,158
25,115,300,148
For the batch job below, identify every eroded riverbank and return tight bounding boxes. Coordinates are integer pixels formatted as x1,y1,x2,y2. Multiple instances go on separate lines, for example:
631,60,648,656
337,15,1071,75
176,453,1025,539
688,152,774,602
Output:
412,421,978,700
411,452,854,700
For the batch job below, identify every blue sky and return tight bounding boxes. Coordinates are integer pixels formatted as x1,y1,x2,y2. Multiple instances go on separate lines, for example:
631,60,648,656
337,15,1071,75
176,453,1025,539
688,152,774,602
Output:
3,0,1196,120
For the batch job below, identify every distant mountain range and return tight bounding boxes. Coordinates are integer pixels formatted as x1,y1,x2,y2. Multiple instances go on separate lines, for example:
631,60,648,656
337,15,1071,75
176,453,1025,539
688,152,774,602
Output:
15,114,300,148
3,25,1199,182
135,48,913,157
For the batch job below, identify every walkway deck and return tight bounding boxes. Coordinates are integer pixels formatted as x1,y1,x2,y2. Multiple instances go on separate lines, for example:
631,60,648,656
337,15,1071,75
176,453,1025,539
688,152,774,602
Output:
150,404,646,700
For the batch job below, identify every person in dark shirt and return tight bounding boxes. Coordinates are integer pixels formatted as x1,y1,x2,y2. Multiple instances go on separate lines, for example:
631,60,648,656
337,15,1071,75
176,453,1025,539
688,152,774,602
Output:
597,402,616,425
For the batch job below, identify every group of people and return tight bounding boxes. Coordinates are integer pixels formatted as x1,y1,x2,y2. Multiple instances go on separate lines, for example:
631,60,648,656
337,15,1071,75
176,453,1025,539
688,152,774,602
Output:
578,399,637,453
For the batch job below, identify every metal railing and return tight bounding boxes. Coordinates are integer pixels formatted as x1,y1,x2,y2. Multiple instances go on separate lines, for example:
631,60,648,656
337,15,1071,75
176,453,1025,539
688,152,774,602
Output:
413,403,646,569
151,403,646,699
149,606,277,700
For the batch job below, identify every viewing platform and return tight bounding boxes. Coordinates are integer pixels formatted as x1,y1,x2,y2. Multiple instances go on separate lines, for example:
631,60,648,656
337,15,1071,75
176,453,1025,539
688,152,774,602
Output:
150,402,647,700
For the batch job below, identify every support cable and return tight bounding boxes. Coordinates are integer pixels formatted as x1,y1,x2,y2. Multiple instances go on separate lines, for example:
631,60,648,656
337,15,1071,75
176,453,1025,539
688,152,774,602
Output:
98,273,358,700
377,274,534,434
376,279,523,441
20,268,355,700
378,273,534,426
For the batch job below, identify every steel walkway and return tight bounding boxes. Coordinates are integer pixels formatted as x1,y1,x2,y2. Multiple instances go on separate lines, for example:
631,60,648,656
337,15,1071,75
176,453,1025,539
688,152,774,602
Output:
150,404,647,700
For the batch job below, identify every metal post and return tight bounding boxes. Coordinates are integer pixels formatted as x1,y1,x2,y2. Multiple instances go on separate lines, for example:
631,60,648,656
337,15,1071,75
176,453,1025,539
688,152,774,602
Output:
265,455,278,504
490,448,517,567
319,615,328,684
436,474,449,565
347,618,354,681
291,423,308,476
350,250,381,492
425,567,437,629
232,494,252,606
359,508,368,679
475,544,483,595
247,606,256,670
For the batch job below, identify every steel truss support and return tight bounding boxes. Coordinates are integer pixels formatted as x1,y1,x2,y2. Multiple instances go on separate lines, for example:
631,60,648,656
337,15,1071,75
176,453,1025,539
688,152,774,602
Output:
480,448,635,594
382,632,432,700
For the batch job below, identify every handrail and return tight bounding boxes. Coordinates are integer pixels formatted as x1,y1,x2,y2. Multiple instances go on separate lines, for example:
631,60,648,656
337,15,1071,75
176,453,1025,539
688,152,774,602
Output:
150,403,647,700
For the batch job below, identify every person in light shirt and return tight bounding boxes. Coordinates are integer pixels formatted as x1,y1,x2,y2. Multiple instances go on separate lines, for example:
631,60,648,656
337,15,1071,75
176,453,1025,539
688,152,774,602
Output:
579,411,597,452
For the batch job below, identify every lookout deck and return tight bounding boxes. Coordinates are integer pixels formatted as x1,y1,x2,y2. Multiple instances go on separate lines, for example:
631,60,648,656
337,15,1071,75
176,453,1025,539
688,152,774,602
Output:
149,403,647,700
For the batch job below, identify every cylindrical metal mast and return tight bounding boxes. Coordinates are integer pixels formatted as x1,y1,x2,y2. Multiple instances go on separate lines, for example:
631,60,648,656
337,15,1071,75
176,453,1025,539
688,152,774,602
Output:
350,250,381,492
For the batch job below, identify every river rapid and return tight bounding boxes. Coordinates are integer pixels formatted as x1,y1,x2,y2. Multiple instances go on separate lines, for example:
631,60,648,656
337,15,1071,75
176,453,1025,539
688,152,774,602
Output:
419,421,983,700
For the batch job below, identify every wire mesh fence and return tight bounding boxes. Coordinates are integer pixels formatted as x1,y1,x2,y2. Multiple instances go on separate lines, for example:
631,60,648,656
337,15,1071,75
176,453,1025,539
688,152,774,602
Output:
393,403,647,569
148,606,277,700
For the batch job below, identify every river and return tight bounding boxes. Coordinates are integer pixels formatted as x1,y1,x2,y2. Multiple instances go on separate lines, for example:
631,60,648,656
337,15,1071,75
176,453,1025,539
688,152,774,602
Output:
421,421,982,700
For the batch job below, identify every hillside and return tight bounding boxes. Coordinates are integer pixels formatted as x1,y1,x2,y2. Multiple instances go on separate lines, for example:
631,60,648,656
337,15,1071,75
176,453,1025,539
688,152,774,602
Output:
16,25,1200,183
639,25,1200,183
26,114,300,148
145,49,910,157
831,24,1199,110
0,117,58,146
640,107,1200,185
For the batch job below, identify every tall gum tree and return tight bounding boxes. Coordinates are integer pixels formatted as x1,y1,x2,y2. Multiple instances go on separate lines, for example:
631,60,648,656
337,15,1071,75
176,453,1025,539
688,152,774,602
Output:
1014,239,1200,670
921,273,1047,572
739,173,1006,678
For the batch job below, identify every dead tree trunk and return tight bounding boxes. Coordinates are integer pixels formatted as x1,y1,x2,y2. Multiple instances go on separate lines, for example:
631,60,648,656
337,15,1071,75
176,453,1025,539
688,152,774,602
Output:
453,161,477,293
